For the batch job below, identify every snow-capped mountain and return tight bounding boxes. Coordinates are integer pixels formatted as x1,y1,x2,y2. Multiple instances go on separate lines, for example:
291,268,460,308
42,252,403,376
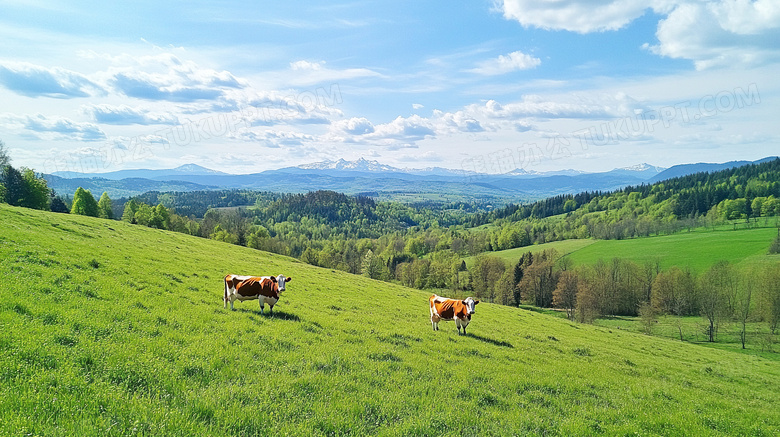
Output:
297,158,402,173
610,163,667,179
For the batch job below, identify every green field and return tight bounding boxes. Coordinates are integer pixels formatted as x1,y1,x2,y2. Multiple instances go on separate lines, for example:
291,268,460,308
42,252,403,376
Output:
465,239,596,268
478,225,779,273
1,204,779,435
566,226,779,273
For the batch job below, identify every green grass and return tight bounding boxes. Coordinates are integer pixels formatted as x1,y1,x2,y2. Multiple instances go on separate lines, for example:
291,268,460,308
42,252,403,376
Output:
479,225,779,273
593,316,780,359
566,226,778,273
2,204,780,435
465,239,596,268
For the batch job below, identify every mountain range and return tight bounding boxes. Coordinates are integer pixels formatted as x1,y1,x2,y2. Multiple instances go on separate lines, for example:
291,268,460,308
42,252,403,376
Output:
44,157,777,203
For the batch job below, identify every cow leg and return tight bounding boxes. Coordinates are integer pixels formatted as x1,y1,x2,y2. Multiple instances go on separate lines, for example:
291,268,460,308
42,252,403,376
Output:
229,296,235,311
269,304,274,315
259,303,265,315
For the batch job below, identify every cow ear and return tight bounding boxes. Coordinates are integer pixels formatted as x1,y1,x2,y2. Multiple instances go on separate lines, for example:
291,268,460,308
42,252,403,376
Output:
269,276,277,283
285,277,292,283
474,300,480,305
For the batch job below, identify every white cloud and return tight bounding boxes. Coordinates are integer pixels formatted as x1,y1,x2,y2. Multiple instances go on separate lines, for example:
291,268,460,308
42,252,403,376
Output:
1,113,106,141
471,95,617,120
232,129,316,149
469,51,541,75
290,60,326,71
499,0,649,33
0,62,103,98
433,110,486,133
82,104,178,125
103,53,246,102
332,117,375,135
281,59,383,86
499,0,780,68
648,1,780,69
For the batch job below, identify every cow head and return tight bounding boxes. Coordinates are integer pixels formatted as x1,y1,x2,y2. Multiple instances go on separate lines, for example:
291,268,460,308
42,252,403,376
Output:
463,297,479,315
275,274,292,292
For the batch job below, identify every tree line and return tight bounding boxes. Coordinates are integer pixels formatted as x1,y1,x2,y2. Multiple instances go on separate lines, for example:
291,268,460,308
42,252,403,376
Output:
470,248,780,347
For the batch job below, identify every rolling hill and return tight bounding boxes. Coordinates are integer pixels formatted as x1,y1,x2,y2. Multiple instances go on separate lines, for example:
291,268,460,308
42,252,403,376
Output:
478,224,779,273
1,204,778,435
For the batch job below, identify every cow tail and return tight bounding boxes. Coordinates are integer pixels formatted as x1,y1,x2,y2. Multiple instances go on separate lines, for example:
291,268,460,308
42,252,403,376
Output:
223,276,229,307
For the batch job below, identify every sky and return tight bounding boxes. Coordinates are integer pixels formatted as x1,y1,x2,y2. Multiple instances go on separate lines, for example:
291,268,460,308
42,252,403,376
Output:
0,0,778,175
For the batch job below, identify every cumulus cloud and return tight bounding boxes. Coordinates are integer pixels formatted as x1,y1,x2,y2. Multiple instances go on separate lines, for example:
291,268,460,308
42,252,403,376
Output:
371,115,436,141
433,110,486,133
0,62,103,98
105,53,246,102
472,96,614,120
499,0,649,33
232,129,316,149
498,0,780,68
225,89,344,127
82,104,178,125
469,51,541,75
1,113,106,141
647,1,780,69
332,117,375,135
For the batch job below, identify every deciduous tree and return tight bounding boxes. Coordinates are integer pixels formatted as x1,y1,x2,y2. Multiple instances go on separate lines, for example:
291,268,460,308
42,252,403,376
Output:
97,192,113,219
71,187,99,217
699,261,735,342
553,270,579,320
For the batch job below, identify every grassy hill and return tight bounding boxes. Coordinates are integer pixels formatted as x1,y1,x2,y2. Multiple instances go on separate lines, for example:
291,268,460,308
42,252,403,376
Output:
464,239,596,268
477,225,778,273
1,204,779,436
566,225,779,273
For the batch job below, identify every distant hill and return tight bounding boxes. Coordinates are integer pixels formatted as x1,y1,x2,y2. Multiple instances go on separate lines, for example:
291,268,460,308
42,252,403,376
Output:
45,159,669,201
649,157,779,183
45,157,777,202
43,174,218,198
52,164,228,181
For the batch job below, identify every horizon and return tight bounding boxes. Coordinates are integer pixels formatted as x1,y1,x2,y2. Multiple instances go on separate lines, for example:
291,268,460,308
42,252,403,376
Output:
1,1,778,175
47,155,780,178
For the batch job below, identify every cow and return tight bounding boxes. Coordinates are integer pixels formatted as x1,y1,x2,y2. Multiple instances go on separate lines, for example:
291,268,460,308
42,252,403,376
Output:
224,274,292,314
429,294,479,335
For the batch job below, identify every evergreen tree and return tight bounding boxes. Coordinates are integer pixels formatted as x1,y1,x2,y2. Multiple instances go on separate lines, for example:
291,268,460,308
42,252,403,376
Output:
97,192,113,219
71,187,99,217
50,195,69,213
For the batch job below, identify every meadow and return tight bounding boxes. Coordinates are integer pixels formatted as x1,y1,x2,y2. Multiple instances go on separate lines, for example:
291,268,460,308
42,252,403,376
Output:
1,204,779,435
464,238,596,268
479,224,779,273
566,225,779,273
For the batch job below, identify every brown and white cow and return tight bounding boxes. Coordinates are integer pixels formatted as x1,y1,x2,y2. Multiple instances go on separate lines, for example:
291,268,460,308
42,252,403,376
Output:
224,274,292,314
429,294,479,335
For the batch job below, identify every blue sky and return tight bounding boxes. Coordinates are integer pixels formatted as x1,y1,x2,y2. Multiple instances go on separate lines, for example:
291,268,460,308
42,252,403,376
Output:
1,0,778,175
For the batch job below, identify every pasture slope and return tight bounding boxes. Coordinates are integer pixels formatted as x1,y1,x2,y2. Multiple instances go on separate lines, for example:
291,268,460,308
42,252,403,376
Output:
478,225,779,273
1,204,778,436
